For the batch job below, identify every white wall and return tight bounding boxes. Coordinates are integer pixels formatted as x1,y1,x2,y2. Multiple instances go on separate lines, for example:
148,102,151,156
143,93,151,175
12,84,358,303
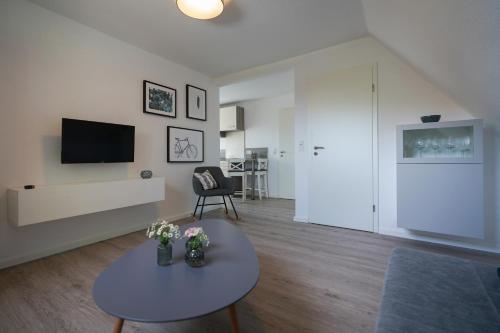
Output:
362,0,500,136
217,37,500,253
225,94,295,198
0,0,219,268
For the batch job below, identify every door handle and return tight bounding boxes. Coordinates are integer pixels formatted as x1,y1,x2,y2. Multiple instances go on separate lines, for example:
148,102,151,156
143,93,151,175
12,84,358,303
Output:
313,146,325,150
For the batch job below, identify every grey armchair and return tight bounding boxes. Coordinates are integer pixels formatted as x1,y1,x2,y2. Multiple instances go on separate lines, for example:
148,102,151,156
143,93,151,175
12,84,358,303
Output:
192,167,239,220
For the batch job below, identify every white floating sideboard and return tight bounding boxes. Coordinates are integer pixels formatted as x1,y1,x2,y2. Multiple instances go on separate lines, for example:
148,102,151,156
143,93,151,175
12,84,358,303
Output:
7,177,165,227
397,119,484,238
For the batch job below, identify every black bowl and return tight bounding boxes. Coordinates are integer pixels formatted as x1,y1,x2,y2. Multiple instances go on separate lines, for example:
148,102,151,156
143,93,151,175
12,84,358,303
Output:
420,115,441,123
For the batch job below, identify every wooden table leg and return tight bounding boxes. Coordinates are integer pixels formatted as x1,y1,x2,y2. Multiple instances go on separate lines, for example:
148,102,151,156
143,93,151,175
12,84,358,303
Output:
113,318,124,333
228,304,239,333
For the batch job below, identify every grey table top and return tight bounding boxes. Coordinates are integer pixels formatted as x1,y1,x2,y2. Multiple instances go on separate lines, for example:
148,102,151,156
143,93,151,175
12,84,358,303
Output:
92,219,260,323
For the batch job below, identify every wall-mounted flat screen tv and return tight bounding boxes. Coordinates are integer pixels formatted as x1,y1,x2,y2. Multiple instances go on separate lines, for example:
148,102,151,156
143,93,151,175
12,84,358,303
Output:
61,118,135,163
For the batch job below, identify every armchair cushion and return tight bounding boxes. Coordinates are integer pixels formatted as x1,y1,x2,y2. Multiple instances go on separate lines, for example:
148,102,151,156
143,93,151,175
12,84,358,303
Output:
193,170,218,190
192,167,235,196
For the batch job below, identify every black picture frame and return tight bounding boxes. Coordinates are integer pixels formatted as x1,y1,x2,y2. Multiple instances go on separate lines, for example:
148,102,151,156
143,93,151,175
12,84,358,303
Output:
167,126,204,163
143,80,177,118
186,84,207,121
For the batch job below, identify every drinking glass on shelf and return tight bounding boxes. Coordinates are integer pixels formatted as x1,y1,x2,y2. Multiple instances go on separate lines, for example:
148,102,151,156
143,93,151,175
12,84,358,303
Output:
431,139,440,157
415,139,425,157
445,137,456,156
460,136,472,157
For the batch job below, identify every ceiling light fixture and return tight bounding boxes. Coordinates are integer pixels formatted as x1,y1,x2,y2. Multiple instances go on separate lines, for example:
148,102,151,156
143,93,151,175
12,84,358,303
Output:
177,0,224,20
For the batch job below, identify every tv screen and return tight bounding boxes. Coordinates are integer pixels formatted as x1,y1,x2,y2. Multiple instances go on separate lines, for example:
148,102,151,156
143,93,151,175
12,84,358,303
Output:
61,118,135,163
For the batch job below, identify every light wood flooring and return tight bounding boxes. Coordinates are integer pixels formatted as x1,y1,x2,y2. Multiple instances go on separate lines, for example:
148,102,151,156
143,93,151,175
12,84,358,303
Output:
0,199,499,333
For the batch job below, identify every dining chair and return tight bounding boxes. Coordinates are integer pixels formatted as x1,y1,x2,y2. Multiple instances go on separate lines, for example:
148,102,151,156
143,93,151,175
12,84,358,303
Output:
247,158,269,200
228,158,247,201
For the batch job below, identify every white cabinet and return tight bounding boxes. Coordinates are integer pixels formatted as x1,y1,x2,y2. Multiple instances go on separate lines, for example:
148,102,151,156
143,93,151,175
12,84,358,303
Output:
220,106,244,131
397,119,484,238
7,178,165,226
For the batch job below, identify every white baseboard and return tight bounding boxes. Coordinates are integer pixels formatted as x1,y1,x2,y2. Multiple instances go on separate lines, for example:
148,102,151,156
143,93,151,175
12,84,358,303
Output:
0,221,149,270
379,227,500,254
0,208,221,270
290,215,499,254
8,207,495,269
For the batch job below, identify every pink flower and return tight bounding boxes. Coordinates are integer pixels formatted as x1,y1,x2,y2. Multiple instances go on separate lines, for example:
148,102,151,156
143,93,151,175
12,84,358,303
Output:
184,227,202,238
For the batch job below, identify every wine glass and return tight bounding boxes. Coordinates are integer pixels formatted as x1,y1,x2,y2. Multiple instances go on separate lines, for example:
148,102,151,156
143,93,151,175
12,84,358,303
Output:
445,137,456,156
431,139,440,157
415,139,425,157
461,136,472,157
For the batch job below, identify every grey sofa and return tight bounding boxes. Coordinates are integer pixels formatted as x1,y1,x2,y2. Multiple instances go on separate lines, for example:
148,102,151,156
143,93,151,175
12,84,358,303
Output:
376,247,500,333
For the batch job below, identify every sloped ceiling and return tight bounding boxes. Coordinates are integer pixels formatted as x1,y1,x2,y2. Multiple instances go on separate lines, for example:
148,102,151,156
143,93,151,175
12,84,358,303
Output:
27,0,499,122
362,0,500,124
28,0,367,77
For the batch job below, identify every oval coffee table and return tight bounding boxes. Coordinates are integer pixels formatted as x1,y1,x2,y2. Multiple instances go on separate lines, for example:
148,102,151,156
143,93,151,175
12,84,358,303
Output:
93,219,259,333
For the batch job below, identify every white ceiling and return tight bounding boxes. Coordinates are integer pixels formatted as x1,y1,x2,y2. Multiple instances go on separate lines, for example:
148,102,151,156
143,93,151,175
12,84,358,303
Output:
28,0,367,77
28,0,499,121
361,0,500,124
220,70,294,104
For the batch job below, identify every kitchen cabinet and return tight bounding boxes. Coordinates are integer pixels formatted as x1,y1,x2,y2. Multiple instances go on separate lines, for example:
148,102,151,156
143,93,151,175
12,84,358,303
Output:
220,106,244,132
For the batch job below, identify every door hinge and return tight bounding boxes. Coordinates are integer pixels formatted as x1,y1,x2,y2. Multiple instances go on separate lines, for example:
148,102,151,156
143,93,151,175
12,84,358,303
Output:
373,205,376,212
372,84,375,92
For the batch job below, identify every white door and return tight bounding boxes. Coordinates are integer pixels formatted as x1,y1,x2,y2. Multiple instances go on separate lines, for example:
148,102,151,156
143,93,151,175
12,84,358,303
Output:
308,65,374,231
278,108,295,199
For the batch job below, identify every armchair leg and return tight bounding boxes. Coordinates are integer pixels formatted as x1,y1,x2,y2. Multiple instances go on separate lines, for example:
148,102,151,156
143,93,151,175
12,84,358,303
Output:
227,195,239,220
222,195,229,214
193,195,201,218
199,196,206,220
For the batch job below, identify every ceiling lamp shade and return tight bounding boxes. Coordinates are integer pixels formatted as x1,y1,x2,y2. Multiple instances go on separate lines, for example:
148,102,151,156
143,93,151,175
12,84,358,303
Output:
177,0,224,20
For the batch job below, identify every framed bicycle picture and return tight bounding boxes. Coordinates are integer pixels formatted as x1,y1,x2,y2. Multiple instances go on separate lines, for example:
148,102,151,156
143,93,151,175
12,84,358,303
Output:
167,126,204,163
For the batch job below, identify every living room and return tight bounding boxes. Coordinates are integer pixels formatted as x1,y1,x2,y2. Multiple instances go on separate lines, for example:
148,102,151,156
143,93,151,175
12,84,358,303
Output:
0,1,499,332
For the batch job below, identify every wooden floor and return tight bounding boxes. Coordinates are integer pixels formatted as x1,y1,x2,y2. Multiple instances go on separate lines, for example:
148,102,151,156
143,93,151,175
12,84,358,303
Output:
1,199,499,333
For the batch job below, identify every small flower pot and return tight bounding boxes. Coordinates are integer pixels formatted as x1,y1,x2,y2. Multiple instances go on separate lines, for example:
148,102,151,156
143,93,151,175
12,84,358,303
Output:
157,243,173,266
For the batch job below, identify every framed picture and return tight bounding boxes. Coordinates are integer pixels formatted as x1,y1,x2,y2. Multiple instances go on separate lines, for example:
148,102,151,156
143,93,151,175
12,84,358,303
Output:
186,84,207,121
167,126,204,163
143,80,176,118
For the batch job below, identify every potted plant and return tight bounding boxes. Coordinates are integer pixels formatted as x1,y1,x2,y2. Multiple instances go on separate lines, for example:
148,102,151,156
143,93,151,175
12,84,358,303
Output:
146,220,181,266
183,227,209,267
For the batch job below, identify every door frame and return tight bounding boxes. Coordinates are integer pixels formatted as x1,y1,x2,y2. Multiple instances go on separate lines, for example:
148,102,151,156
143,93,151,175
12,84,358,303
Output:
278,107,295,200
306,63,379,233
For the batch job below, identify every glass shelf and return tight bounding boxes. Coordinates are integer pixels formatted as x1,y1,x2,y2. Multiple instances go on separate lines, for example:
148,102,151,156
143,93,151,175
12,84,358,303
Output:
397,119,483,164
403,126,474,159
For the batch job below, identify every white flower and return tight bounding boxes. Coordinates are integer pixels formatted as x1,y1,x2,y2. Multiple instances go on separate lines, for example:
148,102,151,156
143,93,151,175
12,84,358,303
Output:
146,222,180,241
